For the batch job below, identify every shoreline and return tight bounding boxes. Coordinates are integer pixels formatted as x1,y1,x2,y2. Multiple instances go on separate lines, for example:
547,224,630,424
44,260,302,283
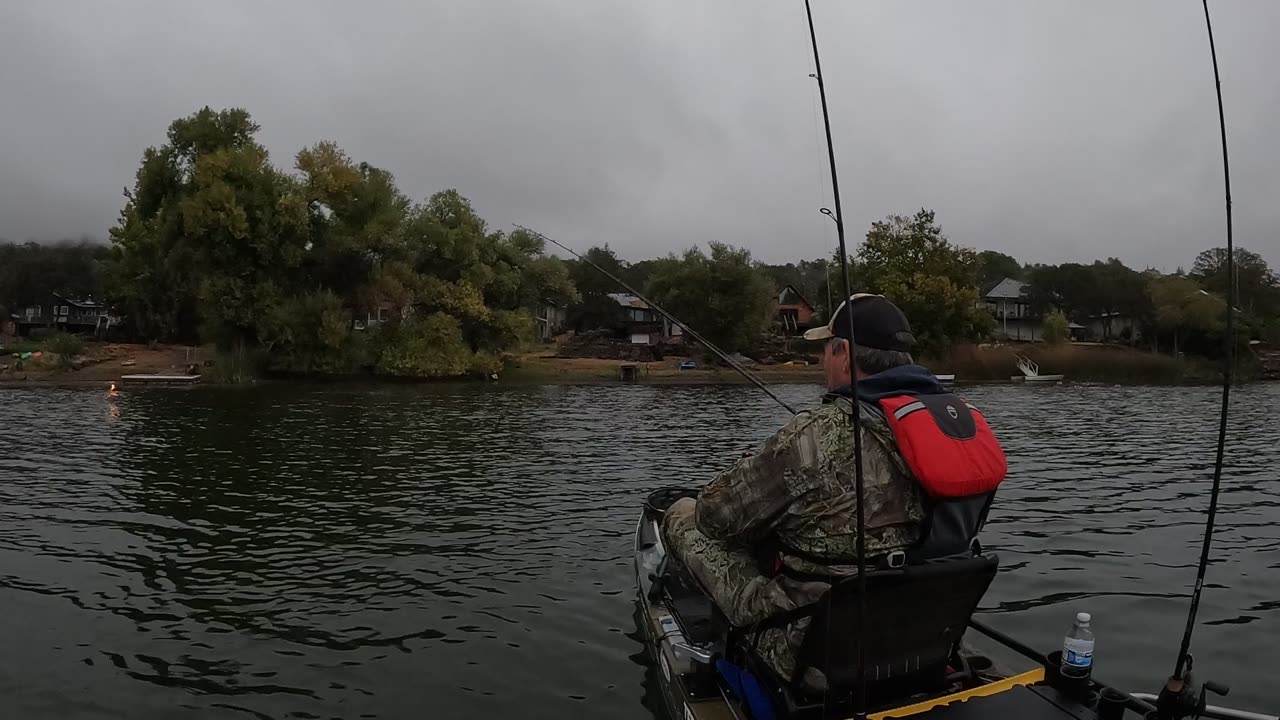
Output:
1,342,1251,388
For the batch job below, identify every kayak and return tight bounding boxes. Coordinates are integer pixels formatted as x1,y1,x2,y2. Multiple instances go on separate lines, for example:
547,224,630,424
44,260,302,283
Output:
635,487,1111,720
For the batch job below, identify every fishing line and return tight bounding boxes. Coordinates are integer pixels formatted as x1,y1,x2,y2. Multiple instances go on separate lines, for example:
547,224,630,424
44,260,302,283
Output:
516,225,798,415
1171,0,1236,684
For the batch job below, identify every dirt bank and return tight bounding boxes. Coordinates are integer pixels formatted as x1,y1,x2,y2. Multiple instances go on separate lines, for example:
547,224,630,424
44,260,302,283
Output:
0,342,199,384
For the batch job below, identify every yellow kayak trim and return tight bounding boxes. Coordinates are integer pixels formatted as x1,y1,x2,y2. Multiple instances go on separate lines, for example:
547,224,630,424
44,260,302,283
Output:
867,667,1047,720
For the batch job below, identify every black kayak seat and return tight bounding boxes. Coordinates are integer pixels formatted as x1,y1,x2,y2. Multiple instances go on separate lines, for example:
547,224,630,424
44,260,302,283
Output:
759,552,1000,711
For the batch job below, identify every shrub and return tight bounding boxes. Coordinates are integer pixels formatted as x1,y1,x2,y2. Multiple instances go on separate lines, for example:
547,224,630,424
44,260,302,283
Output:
45,332,83,368
1042,309,1070,344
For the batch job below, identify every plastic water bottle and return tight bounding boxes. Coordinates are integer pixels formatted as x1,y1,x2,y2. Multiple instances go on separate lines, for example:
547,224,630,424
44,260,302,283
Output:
1061,612,1095,676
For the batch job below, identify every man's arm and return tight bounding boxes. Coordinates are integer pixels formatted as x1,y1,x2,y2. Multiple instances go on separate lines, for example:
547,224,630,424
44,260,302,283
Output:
694,412,821,546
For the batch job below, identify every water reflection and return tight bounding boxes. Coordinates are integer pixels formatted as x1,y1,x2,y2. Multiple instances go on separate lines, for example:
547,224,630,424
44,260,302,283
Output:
0,382,1275,717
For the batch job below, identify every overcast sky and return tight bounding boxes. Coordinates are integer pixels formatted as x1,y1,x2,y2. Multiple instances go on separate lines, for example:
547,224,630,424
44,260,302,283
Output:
1,1,1276,271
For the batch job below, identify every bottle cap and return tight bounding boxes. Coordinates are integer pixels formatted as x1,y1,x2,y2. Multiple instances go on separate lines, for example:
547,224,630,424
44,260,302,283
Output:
1077,612,1091,624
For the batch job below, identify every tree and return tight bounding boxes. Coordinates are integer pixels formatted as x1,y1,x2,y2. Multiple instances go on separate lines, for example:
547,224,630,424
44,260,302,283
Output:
105,107,577,379
0,240,108,313
106,107,309,346
976,250,1022,290
1148,275,1225,356
1089,259,1152,342
1191,246,1280,318
645,243,774,353
855,209,991,355
759,258,836,321
564,246,628,333
1042,309,1070,344
1024,263,1099,320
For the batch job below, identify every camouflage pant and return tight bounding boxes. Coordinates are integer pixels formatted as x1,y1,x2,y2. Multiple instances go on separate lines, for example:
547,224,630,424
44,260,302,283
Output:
662,497,831,685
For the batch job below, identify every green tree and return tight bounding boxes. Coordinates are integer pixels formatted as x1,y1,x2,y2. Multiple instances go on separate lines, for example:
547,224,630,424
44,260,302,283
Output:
1025,263,1099,320
1089,259,1152,342
105,107,576,379
0,240,108,313
1191,246,1280,318
374,312,473,377
106,107,310,347
259,290,355,373
976,250,1022,289
645,242,774,352
1041,309,1070,344
565,246,627,333
622,258,665,294
855,209,991,355
1149,275,1225,356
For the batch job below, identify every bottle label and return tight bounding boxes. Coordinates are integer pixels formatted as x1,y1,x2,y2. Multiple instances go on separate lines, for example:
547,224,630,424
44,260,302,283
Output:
1063,638,1094,668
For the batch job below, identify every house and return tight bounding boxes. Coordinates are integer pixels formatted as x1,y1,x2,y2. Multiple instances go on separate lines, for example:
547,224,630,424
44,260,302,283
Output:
1084,312,1141,343
10,292,112,337
535,303,567,341
774,285,816,335
607,293,682,344
980,278,1042,341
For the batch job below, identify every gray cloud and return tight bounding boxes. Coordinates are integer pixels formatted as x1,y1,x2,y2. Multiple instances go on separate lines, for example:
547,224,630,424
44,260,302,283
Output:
1,0,1276,271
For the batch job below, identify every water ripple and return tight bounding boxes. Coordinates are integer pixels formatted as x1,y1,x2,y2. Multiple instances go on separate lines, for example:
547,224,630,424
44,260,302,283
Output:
0,381,1276,717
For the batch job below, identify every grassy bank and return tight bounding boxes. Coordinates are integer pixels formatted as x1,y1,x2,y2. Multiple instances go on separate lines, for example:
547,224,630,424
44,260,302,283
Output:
922,344,1220,384
1,340,1240,387
500,353,824,384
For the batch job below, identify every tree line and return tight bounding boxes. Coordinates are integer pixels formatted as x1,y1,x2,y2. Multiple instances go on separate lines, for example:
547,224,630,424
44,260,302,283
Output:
974,246,1280,356
4,106,1276,375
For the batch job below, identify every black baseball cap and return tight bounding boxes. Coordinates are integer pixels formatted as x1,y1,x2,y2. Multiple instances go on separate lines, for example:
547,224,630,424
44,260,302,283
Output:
802,293,915,352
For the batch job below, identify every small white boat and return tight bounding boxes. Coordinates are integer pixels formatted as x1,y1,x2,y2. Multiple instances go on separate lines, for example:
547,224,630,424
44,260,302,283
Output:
1012,355,1063,384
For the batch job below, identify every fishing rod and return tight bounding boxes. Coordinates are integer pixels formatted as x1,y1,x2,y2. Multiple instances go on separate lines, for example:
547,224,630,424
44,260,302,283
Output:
514,224,798,415
1161,0,1237,712
802,0,871,715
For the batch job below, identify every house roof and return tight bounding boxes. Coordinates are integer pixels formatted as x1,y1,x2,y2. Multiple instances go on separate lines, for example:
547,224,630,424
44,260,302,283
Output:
983,278,1027,300
777,284,814,309
51,292,101,308
607,292,650,309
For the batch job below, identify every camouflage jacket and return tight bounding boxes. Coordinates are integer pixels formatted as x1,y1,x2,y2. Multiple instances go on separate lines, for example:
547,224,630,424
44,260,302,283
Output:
694,396,924,576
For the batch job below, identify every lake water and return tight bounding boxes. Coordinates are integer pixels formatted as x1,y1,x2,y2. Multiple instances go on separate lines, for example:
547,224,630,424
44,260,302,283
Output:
0,381,1276,718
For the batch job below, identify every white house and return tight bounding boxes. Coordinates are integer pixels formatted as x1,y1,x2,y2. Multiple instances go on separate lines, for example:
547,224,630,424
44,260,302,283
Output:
981,278,1043,341
607,293,682,344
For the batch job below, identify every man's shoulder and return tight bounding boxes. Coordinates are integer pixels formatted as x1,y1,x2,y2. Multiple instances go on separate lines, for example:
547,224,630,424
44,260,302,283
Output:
781,402,845,434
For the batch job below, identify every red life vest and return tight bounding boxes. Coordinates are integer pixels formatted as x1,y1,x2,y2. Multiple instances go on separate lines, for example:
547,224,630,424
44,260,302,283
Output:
877,393,1006,499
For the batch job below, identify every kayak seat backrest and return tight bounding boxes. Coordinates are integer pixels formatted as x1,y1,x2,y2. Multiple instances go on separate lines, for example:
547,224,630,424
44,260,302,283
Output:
911,491,996,561
794,552,999,703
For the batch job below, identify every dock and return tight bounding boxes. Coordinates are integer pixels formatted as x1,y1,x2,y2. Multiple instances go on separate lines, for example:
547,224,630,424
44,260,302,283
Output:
120,373,201,386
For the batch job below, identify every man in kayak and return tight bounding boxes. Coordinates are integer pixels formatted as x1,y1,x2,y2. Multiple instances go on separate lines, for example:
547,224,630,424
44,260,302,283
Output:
663,294,947,686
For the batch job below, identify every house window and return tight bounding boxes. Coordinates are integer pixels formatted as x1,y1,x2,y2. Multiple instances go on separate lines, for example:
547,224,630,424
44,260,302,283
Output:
25,306,40,318
59,306,69,316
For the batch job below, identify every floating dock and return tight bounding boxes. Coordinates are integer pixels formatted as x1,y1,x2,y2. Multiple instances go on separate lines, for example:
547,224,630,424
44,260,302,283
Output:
120,374,201,386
